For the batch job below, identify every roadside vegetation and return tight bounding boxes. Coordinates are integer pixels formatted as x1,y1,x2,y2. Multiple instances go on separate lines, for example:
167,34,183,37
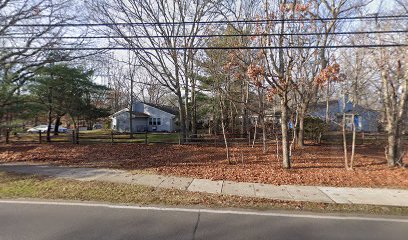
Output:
1,172,408,216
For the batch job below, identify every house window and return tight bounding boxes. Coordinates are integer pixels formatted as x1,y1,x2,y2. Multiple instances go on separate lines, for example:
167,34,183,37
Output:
149,118,161,126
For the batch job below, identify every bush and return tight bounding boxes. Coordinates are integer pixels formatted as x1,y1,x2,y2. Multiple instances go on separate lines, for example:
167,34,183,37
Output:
304,116,328,143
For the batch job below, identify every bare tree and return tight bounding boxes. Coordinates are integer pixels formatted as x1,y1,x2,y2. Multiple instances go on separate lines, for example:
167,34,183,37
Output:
247,0,312,169
105,60,132,113
376,49,407,167
368,0,408,167
0,0,97,130
309,0,373,124
88,0,218,141
136,71,170,105
1,0,64,111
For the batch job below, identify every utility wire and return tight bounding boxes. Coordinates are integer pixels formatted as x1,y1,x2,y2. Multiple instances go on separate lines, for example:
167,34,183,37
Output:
3,29,408,39
3,14,408,28
1,44,407,51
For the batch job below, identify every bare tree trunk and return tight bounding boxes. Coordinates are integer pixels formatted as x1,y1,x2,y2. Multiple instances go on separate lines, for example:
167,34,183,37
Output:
184,83,190,137
191,78,197,136
240,82,247,138
381,68,407,167
54,116,61,136
241,108,247,138
258,86,267,154
275,133,280,161
129,74,134,138
386,127,401,167
221,117,230,163
272,113,280,161
46,86,52,143
297,111,305,147
252,117,258,148
240,81,250,138
220,97,230,164
325,80,331,124
229,101,235,135
261,116,267,154
350,114,356,170
281,96,291,169
176,88,187,142
342,111,349,169
290,110,299,157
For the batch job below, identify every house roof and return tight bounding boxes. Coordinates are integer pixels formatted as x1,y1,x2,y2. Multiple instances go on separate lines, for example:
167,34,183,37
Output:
143,102,179,116
110,108,129,117
310,100,378,114
132,112,149,118
310,100,338,109
111,102,178,118
110,108,150,118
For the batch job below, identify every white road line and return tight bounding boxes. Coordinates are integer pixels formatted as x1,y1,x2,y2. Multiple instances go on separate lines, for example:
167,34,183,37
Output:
1,200,408,223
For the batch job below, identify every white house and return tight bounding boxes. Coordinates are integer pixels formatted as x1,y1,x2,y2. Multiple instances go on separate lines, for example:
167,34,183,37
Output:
111,102,178,132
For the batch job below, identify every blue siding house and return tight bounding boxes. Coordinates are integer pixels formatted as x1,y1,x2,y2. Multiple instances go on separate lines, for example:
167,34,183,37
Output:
309,96,380,132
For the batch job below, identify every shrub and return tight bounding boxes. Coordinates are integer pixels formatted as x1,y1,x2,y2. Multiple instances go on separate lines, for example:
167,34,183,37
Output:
304,116,328,143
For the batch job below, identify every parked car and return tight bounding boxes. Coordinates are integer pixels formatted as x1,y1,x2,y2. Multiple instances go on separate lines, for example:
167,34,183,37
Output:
93,123,103,129
27,125,68,134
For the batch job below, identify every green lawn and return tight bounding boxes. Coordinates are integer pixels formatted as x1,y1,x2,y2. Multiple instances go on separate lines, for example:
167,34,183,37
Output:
79,130,179,143
2,133,71,143
2,130,179,144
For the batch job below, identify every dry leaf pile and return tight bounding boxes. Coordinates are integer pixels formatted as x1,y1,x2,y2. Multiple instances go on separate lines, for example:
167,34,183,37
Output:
1,143,407,188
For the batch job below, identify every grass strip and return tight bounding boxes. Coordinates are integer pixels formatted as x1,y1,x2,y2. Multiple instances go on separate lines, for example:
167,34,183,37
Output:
1,171,407,216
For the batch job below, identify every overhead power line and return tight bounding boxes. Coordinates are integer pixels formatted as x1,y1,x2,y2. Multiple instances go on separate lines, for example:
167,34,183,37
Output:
1,44,407,51
3,14,408,28
3,29,408,39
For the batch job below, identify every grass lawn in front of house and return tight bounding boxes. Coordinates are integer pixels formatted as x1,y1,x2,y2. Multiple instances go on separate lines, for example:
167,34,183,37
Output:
2,130,179,144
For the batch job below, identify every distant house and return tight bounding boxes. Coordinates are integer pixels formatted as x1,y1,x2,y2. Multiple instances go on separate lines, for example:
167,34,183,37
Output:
247,111,282,125
111,102,178,133
309,96,380,132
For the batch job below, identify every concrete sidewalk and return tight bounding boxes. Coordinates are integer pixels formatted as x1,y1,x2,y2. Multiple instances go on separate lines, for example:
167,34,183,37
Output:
1,162,408,207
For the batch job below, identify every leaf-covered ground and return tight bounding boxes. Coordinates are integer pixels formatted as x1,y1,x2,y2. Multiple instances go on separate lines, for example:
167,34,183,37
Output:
1,143,407,188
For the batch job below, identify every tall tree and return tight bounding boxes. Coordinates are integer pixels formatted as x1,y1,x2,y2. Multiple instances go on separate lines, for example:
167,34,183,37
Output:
376,48,407,167
88,0,218,141
309,0,373,123
366,0,408,167
31,64,109,140
0,0,97,124
247,1,313,169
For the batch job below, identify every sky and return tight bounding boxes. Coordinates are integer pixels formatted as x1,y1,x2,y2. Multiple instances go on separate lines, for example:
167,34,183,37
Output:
93,0,403,87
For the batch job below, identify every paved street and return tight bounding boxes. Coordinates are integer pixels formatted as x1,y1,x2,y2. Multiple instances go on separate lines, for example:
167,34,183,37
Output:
2,162,408,207
1,200,408,240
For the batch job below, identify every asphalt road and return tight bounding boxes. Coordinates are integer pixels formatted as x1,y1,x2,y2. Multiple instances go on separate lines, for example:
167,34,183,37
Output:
1,200,408,240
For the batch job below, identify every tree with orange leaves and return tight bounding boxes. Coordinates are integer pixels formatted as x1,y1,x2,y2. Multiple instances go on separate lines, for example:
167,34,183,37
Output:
246,0,313,169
